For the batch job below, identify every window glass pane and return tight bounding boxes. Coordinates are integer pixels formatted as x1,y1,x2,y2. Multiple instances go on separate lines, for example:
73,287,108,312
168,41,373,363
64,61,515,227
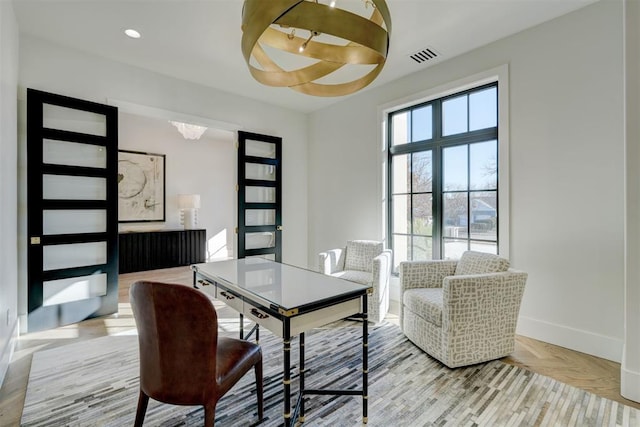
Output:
412,236,433,261
470,140,497,190
43,103,106,136
443,239,468,259
43,274,107,306
246,186,275,203
443,145,468,191
245,209,276,226
470,87,497,131
42,241,107,271
392,154,410,194
412,151,432,193
391,111,409,146
470,241,498,254
411,105,432,142
246,163,276,181
43,210,106,235
393,234,409,271
392,195,410,234
246,140,276,159
43,175,106,200
245,232,275,249
43,139,107,169
412,194,432,236
443,95,468,136
444,192,468,229
470,191,497,241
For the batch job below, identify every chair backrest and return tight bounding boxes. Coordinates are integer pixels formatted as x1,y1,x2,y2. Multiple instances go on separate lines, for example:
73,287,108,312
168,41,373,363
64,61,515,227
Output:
345,240,384,272
454,251,510,276
130,281,218,405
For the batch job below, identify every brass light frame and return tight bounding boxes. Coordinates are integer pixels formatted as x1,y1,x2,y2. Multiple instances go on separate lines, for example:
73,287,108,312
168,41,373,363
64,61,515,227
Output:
241,0,392,97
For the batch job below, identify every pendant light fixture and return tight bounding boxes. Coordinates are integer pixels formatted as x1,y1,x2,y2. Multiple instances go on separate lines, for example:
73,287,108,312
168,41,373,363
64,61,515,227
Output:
241,0,391,97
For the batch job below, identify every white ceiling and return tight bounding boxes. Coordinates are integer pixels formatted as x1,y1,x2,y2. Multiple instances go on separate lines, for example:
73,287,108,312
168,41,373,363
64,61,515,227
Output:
12,0,597,113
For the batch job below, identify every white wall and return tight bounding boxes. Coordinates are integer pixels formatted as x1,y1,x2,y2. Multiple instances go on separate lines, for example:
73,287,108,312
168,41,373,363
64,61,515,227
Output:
118,113,236,260
17,35,309,327
623,0,640,404
309,1,626,363
0,0,19,387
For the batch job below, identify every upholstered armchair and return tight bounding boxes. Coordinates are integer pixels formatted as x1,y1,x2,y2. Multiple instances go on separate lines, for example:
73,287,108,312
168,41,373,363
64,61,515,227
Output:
400,251,527,368
319,240,392,323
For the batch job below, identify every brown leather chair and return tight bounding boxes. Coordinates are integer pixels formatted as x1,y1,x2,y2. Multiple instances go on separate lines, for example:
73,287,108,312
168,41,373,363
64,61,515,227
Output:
130,280,263,426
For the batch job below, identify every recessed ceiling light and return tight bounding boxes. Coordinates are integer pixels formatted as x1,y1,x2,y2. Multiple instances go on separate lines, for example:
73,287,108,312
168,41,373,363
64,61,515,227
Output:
124,29,141,39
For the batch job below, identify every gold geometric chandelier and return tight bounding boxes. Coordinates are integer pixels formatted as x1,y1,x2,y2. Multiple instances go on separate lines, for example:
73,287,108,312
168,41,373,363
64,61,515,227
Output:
241,0,391,97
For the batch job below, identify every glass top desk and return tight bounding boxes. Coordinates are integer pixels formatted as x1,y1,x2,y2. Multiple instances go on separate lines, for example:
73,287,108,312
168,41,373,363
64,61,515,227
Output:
192,258,372,426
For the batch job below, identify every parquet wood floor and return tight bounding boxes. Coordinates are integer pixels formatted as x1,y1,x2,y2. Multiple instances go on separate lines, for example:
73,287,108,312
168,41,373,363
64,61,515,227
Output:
0,266,637,426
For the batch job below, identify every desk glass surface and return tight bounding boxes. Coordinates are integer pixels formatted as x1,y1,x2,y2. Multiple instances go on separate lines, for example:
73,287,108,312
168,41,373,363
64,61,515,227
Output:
193,258,370,311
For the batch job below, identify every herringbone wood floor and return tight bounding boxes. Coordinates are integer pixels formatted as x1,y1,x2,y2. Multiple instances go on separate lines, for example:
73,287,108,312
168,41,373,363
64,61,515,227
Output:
0,266,638,426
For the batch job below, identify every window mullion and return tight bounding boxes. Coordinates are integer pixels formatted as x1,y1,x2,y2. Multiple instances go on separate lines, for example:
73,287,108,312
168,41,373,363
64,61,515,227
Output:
432,101,443,260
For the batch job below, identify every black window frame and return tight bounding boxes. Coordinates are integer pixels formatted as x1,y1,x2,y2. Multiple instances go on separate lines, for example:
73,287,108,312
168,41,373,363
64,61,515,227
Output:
387,82,499,266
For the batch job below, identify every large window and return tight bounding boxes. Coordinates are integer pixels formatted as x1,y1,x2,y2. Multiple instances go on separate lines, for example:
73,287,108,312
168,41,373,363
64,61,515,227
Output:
388,83,498,270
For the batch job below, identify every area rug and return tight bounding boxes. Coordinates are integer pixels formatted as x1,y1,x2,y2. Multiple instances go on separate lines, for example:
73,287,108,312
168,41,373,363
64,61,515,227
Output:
22,322,640,426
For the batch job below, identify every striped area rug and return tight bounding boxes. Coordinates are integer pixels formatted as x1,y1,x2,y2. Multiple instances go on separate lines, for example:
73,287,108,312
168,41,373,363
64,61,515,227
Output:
22,321,640,426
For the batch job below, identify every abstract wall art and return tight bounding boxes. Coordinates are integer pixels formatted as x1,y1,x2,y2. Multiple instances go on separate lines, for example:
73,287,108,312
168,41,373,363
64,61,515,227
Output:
118,150,166,222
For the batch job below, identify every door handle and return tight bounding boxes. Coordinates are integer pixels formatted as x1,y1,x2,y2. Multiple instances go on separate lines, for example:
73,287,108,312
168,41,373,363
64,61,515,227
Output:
276,225,283,231
30,237,41,245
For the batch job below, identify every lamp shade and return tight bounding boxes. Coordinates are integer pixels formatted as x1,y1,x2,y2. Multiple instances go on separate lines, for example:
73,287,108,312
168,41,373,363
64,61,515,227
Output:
178,194,201,209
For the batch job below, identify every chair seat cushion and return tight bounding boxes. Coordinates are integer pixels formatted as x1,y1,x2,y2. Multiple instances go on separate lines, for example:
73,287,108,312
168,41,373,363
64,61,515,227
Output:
330,270,372,285
403,288,443,327
454,251,510,276
216,337,262,392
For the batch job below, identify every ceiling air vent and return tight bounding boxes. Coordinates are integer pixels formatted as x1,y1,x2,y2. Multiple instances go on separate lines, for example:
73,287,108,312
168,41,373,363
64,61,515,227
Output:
409,47,440,64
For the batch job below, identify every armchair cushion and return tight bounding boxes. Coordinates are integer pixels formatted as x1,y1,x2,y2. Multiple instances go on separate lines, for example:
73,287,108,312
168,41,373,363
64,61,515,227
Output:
403,288,443,327
345,240,384,272
454,251,510,276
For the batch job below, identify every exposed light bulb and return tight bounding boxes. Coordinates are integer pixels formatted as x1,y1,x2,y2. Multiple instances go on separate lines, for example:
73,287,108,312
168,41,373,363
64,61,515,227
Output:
299,43,307,53
329,0,336,7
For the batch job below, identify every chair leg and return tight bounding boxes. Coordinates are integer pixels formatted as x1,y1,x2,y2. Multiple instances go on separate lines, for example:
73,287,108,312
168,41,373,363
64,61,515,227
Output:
204,404,216,426
255,361,264,421
133,390,149,427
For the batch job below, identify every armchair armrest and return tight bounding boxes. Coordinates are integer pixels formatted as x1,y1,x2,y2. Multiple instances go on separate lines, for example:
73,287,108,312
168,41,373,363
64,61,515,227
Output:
399,260,458,293
318,248,346,274
372,250,392,288
442,270,528,326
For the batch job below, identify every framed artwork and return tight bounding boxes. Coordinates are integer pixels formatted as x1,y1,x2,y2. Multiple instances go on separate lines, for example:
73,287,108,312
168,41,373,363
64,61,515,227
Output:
118,149,166,222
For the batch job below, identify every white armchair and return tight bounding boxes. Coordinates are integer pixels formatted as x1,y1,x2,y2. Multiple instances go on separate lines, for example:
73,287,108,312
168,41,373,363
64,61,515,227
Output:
400,251,527,368
319,240,392,323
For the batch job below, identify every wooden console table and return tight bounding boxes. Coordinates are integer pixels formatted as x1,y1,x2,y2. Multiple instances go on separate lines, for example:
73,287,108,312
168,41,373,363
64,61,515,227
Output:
119,229,206,273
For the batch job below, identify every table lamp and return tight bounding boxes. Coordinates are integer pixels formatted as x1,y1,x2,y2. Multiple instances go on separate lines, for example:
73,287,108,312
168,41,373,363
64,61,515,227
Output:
179,194,201,230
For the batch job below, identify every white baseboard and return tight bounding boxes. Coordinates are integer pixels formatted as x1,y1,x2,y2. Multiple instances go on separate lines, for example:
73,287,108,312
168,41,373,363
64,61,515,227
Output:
0,318,19,388
517,315,623,363
622,365,640,403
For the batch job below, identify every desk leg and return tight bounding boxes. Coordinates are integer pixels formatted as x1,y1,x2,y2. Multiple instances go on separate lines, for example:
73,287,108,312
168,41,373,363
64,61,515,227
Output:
283,320,292,426
299,332,305,422
239,313,244,340
362,293,369,424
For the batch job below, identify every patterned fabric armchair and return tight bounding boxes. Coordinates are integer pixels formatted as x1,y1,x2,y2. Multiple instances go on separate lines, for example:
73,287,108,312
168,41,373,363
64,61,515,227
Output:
319,240,392,323
400,251,527,368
